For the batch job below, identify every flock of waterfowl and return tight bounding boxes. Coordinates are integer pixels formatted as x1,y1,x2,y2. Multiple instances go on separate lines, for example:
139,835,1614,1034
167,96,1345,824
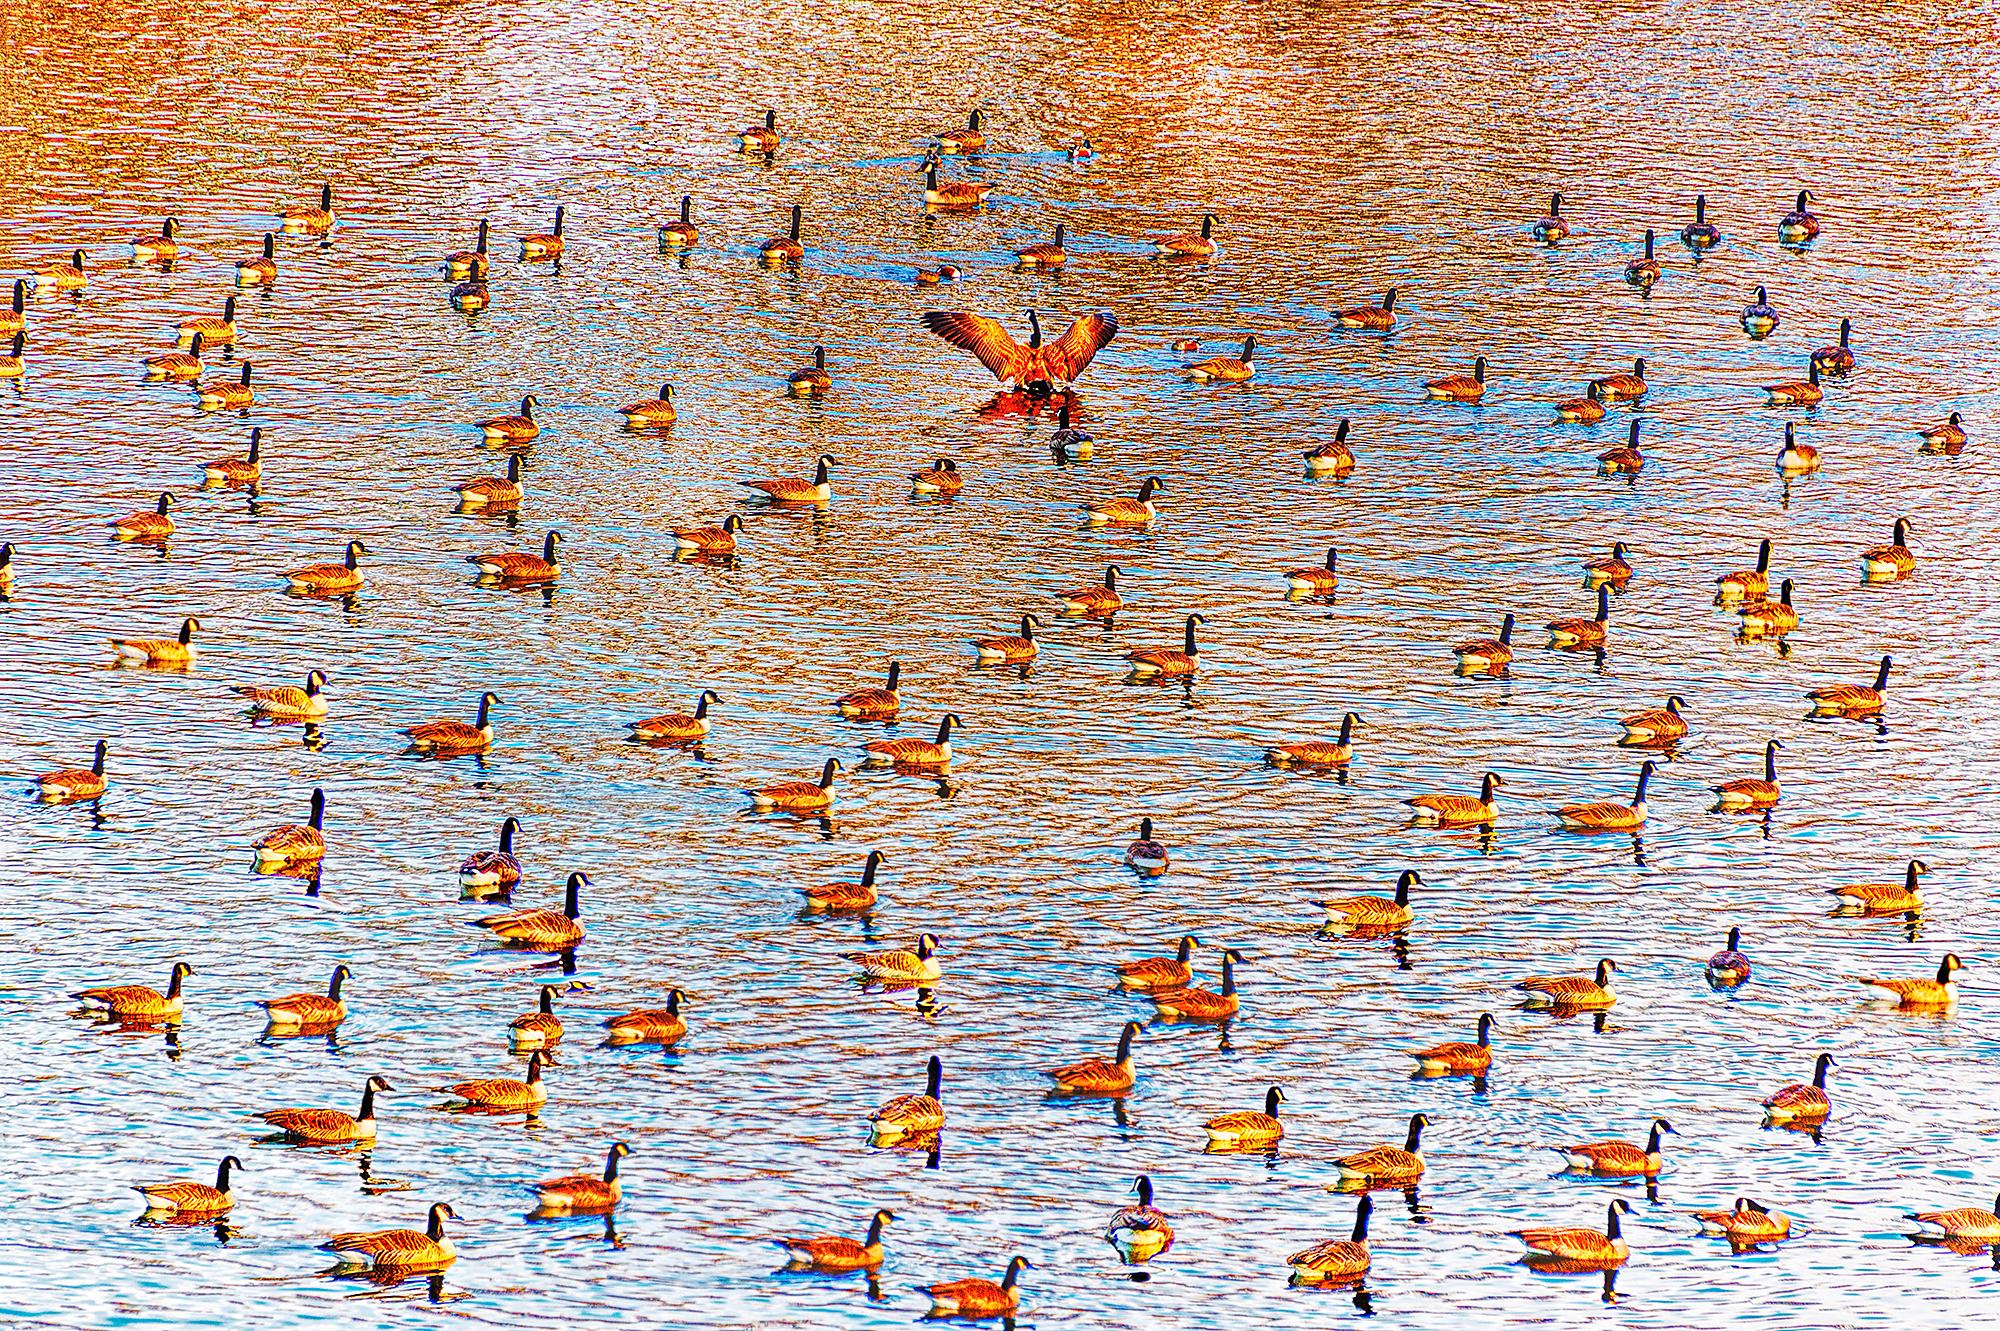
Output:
13,103,1992,1320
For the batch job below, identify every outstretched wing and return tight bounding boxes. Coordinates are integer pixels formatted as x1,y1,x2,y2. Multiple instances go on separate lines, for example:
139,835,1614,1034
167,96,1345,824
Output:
922,312,1025,381
1044,312,1118,382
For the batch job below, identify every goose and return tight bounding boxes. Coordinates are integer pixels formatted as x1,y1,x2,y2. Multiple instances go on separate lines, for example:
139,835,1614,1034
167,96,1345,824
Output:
452,453,524,507
1778,189,1820,243
258,965,351,1031
1304,418,1356,473
1151,948,1243,1020
1547,584,1612,647
776,1209,894,1270
458,817,522,889
1425,356,1487,401
1693,1199,1792,1243
1555,382,1607,422
1048,1021,1141,1093
836,661,901,719
534,1142,632,1215
1155,212,1219,257
1106,1178,1174,1262
602,990,689,1047
32,248,87,291
109,616,200,666
631,689,723,742
746,758,841,811
1861,518,1916,579
254,788,327,866
1764,358,1823,407
1619,694,1688,744
1827,859,1927,914
739,109,779,153
1283,547,1339,596
1124,817,1169,872
128,217,180,261
443,1050,553,1110
403,690,501,753
1532,193,1569,241
1584,542,1634,584
257,1074,392,1143
673,514,745,555
1518,958,1617,1009
1265,712,1362,768
446,219,490,277
1813,318,1856,374
476,395,540,443
1336,288,1397,331
1115,935,1198,991
786,346,831,397
1405,772,1503,825
870,1055,944,1141
279,183,336,234
1452,613,1514,671
519,205,565,259
450,278,489,312
861,713,960,767
1083,476,1162,526
1317,870,1419,931
1559,1117,1676,1175
284,540,369,594
0,541,13,586
1049,399,1094,460
934,107,986,152
1807,654,1891,715
1762,1053,1835,1122
910,458,963,495
843,932,941,982
1906,1194,2000,1242
1597,418,1645,474
1681,193,1720,249
1513,1200,1633,1265
1712,743,1782,810
510,981,591,1048
972,614,1040,663
1737,578,1798,637
470,871,587,949
1203,1085,1285,1146
36,740,108,803
925,1257,1031,1319
468,530,562,582
921,308,1119,392
800,850,886,913
1706,929,1752,987
1624,229,1660,286
110,492,175,540
1850,954,1962,1008
1126,613,1204,676
619,383,677,427
1555,763,1652,830
1058,565,1122,615
759,205,804,262
1591,358,1647,400
1716,539,1773,602
1287,1198,1372,1283
657,196,698,248
1409,1013,1495,1075
1741,285,1780,336
1014,223,1068,268
134,1156,242,1217
194,361,254,409
71,962,194,1021
741,454,833,504
320,1203,458,1272
0,279,25,334
144,333,206,381
178,296,238,346
921,165,991,208
1336,1113,1430,1181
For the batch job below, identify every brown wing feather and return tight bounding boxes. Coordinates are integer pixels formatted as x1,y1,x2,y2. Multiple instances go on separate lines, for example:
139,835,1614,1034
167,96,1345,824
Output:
922,312,1025,381
1042,312,1118,382
259,1108,360,1138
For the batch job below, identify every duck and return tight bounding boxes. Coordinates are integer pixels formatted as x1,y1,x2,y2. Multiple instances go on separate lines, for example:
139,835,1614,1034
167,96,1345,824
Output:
742,454,833,504
510,981,590,1049
279,183,336,234
775,1209,894,1271
861,713,960,768
470,871,587,949
1827,859,1927,914
746,757,842,811
110,492,176,541
1681,194,1721,250
1409,1013,1495,1075
836,661,901,719
1203,1085,1285,1147
971,614,1040,664
1762,1053,1835,1122
1592,358,1647,401
468,530,562,582
1115,935,1198,991
72,961,194,1022
519,205,565,259
759,205,804,263
1316,870,1419,932
1106,1178,1174,1262
254,788,327,866
1596,418,1645,475
450,278,490,312
1778,189,1820,243
534,1142,632,1215
452,453,525,507
1548,584,1612,648
921,307,1120,393
619,383,677,427
1518,958,1617,1009
1711,744,1781,811
458,818,522,889
1058,565,1122,615
444,1050,553,1110
1813,318,1855,374
1559,1117,1677,1176
1155,212,1219,258
1513,1200,1633,1266
1715,538,1773,602
925,1257,1031,1319
143,334,206,381
1337,288,1397,331
1124,817,1170,872
476,395,541,444
1452,614,1515,672
910,458,963,495
1287,1198,1373,1284
1068,137,1095,160
0,279,23,335
31,248,87,291
912,264,963,285
1624,229,1661,287
134,1156,242,1218
1808,654,1892,715
128,218,180,262
1531,192,1570,241
285,539,369,594
657,196,697,248
1126,613,1204,677
1861,518,1916,579
1266,712,1362,769
844,933,941,983
195,361,254,409
1048,1021,1141,1094
740,109,779,153
446,220,490,278
258,965,351,1031
1015,223,1068,269
602,990,688,1047
320,1204,458,1272
36,740,108,803
178,296,239,346
1424,355,1487,402
1619,694,1688,744
1304,418,1357,473
109,616,200,666
1906,1194,2000,1242
1554,381,1607,423
404,690,501,753
869,1055,944,1141
1918,412,1967,454
1049,399,1094,459
1741,285,1780,336
1694,1199,1791,1243
1765,358,1823,407
1404,773,1503,826
1850,954,1962,1008
1584,542,1634,585
1083,476,1162,526
674,514,745,555
800,850,886,913
631,689,723,742
257,1074,393,1143
1554,763,1652,831
935,108,986,152
1283,547,1339,596
1150,948,1243,1020
921,165,991,208
1336,1113,1429,1181
1737,578,1799,638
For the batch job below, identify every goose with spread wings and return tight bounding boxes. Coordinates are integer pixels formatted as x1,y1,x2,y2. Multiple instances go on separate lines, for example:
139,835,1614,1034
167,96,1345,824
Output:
921,308,1118,393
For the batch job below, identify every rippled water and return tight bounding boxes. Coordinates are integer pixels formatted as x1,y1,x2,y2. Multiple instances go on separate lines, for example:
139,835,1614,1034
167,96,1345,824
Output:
5,1,2000,1326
